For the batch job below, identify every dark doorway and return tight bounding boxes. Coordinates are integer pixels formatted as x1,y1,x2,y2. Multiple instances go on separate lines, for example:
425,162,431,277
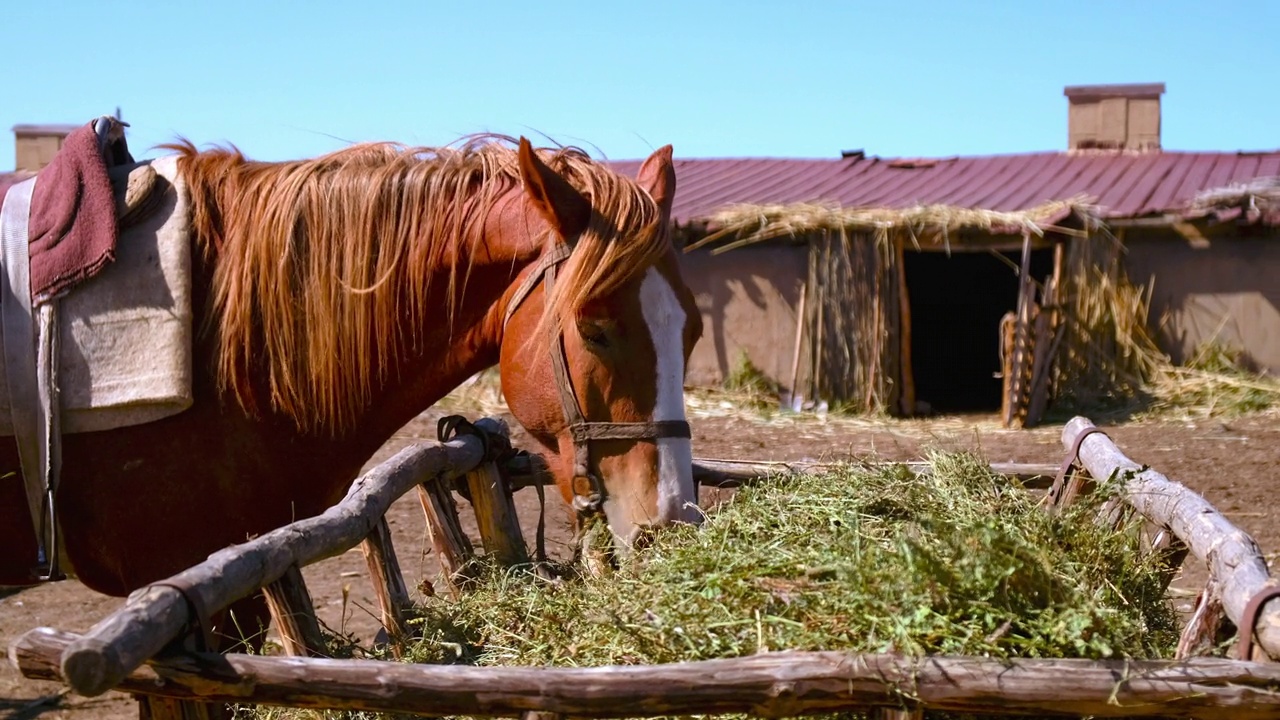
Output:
904,248,1053,413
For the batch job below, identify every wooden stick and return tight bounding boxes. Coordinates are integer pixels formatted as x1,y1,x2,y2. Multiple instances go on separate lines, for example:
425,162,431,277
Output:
359,517,412,648
788,280,807,405
1063,417,1280,661
46,433,488,698
1005,232,1036,428
894,240,916,416
465,460,528,566
261,564,325,657
1024,292,1055,427
999,311,1017,427
15,628,1280,719
137,695,227,720
1178,580,1227,660
417,479,475,598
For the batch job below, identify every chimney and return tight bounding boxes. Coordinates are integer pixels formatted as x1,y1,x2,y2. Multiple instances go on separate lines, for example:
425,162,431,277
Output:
1064,83,1165,152
12,123,79,171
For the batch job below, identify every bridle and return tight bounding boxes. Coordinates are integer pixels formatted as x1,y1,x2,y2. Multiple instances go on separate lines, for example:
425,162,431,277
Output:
502,241,692,516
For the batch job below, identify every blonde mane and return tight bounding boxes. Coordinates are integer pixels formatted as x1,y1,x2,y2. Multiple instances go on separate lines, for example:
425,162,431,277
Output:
171,136,670,435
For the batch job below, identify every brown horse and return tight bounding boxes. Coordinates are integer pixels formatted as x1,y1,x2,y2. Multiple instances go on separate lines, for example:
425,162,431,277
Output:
0,135,701,638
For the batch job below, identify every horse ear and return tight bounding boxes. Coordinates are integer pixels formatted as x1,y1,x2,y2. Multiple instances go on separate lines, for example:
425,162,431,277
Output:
636,144,676,215
517,137,591,240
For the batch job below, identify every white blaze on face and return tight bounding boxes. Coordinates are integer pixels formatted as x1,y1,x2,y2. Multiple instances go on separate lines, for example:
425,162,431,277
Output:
639,268,700,524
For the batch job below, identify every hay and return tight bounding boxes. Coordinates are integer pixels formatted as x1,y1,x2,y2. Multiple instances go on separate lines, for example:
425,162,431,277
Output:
687,199,1089,255
1187,177,1280,215
405,453,1178,679
1050,226,1166,411
1145,342,1280,419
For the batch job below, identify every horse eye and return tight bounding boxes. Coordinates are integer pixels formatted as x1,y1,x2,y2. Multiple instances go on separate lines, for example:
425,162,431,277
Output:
578,321,610,349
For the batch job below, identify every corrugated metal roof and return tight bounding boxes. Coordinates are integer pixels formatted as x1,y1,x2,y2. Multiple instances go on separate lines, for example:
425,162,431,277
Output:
611,150,1280,225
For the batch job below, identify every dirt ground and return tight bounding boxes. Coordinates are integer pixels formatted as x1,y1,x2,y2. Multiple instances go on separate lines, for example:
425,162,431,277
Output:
2,397,1277,719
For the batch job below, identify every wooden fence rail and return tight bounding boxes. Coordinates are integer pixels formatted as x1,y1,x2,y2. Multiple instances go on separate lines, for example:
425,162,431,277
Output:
52,432,489,698
15,628,1280,719
1062,417,1280,662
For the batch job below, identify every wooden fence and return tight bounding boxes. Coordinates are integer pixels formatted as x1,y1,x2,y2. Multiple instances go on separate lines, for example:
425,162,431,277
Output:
8,415,1280,719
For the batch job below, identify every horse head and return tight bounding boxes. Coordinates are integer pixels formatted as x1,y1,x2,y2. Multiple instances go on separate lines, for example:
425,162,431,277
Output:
500,139,703,552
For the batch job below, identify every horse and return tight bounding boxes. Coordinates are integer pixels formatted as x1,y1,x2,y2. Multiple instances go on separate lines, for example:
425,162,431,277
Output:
0,134,703,646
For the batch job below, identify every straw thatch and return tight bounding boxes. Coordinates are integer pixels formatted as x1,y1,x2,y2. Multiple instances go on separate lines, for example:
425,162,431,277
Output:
685,199,1164,423
1187,176,1280,214
686,199,1090,255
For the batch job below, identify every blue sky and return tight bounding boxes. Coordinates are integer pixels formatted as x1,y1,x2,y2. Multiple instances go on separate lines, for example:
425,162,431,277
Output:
3,0,1277,168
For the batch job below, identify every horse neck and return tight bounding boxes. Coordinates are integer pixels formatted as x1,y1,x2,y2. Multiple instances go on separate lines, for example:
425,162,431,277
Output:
346,210,539,454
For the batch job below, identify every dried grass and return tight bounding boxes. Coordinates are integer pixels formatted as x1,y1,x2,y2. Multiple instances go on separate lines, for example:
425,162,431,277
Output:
1050,227,1166,411
687,199,1089,255
1145,343,1280,420
1188,177,1280,214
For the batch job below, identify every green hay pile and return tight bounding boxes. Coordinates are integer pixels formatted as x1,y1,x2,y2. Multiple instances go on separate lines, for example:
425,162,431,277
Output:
406,452,1178,670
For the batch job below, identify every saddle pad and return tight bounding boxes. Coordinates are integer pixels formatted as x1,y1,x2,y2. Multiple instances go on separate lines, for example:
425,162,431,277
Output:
0,155,193,435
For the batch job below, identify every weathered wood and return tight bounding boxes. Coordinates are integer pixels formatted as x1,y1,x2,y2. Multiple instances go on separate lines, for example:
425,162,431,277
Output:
894,241,916,417
1025,242,1065,427
787,280,806,405
15,628,1280,719
417,478,475,597
137,695,227,720
1063,417,1280,661
359,516,412,648
999,310,1017,426
1005,232,1036,428
1179,580,1228,660
872,707,923,720
262,564,324,657
465,459,530,567
45,433,488,698
1023,280,1056,427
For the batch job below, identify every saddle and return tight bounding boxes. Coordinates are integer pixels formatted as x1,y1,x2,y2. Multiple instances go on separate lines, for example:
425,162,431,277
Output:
0,117,193,582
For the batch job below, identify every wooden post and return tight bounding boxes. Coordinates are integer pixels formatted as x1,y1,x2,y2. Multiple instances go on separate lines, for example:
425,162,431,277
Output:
787,280,807,408
1178,580,1227,660
417,479,475,597
465,460,529,567
1063,417,1280,661
1025,238,1067,427
999,311,1016,426
1023,286,1055,427
262,564,325,657
360,516,413,648
894,241,916,416
137,696,227,720
1004,231,1036,428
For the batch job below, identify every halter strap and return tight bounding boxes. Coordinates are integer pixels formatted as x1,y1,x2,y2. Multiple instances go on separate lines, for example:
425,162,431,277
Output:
503,243,692,516
503,241,573,328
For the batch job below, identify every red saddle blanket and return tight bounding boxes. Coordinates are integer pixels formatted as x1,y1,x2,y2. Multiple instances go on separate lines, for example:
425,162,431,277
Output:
0,120,120,302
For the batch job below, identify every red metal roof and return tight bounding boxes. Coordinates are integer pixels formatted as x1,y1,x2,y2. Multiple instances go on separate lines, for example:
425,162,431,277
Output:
610,150,1280,225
